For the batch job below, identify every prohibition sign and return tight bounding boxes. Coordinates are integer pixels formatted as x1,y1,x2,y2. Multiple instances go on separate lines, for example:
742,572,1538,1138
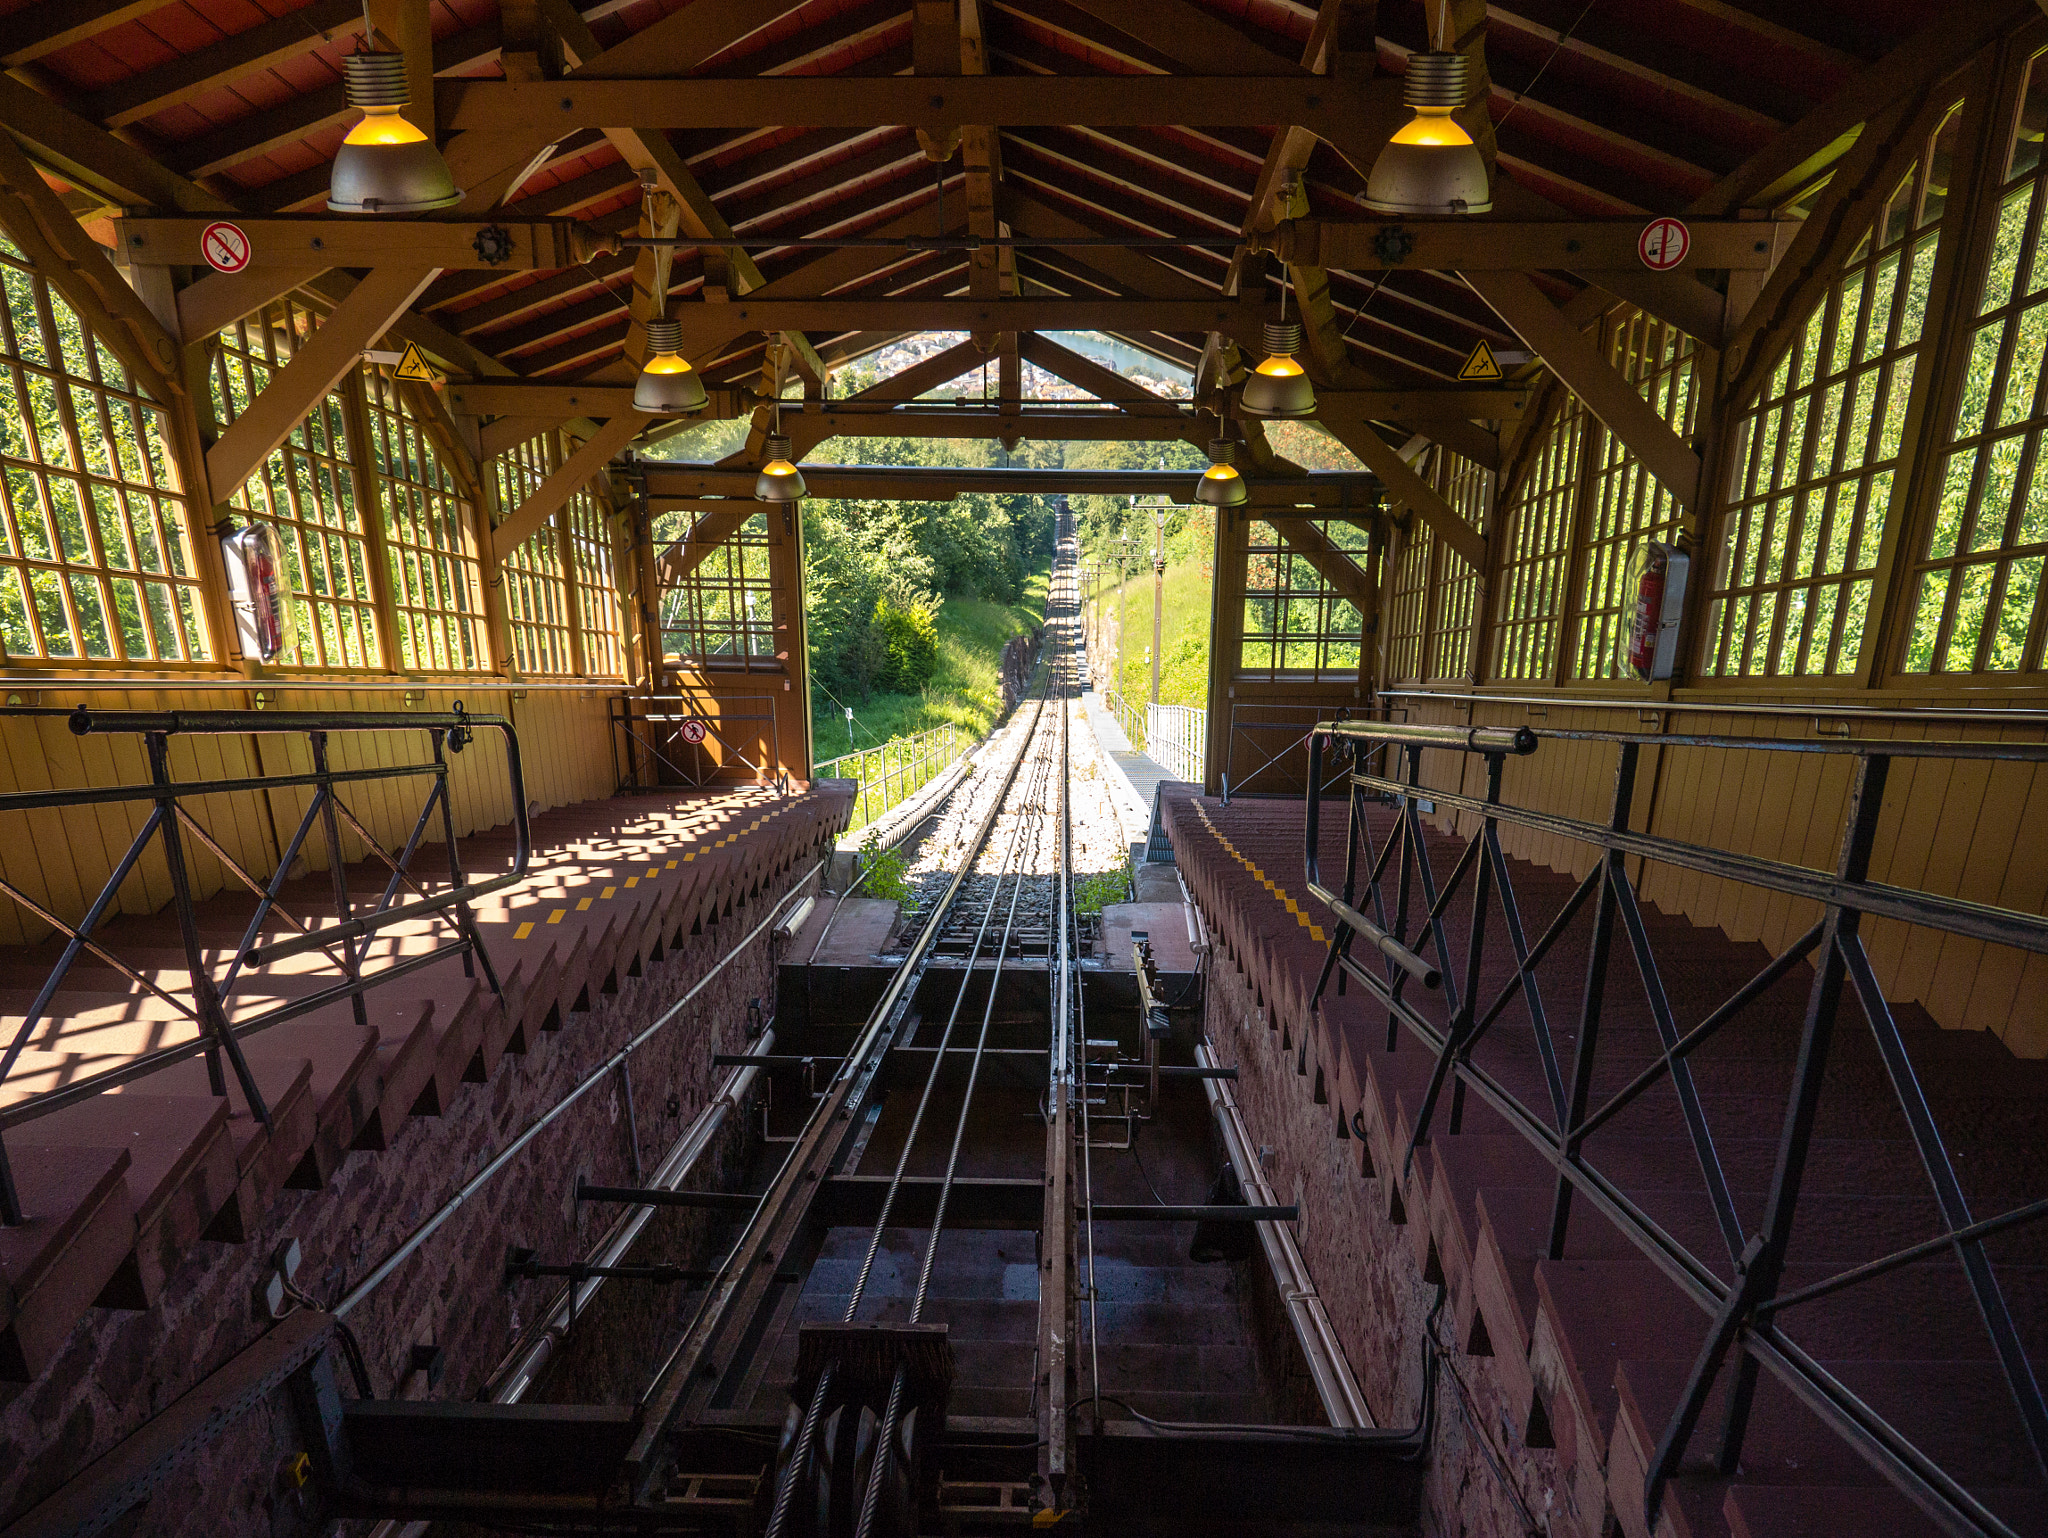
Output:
679,718,709,744
200,221,251,275
1638,216,1690,271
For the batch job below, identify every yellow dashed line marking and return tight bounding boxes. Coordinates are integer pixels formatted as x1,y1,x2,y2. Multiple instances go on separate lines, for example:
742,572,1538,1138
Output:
1190,801,1326,944
625,876,639,888
667,859,678,869
547,909,565,924
514,922,534,940
601,885,617,899
577,897,593,911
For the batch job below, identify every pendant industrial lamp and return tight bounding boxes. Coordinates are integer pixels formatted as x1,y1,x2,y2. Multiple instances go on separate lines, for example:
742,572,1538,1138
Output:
1241,273,1315,419
327,14,460,214
1194,438,1248,507
1361,50,1492,216
633,318,708,414
755,341,806,502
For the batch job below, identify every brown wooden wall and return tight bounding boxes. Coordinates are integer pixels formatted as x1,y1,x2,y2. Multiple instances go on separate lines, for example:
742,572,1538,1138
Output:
0,684,616,948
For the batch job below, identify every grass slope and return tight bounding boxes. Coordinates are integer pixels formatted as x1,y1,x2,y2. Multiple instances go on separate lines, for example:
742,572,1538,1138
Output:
812,566,1048,764
1087,511,1215,716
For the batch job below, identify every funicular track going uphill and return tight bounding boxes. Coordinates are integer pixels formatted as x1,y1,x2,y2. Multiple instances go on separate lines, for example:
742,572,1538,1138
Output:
302,516,1431,1537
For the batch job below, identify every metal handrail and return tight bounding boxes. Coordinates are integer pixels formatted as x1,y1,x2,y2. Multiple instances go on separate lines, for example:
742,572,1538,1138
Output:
816,721,967,833
1301,723,2048,1538
1380,683,2048,727
0,703,528,1226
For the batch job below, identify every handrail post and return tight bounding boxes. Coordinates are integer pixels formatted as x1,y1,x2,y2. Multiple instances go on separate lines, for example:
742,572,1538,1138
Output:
1549,739,1639,1259
1644,752,1891,1528
148,730,271,1126
309,730,369,1028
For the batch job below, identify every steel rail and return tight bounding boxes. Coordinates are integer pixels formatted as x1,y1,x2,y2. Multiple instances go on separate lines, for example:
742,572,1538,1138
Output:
853,665,1066,1538
628,656,1060,1499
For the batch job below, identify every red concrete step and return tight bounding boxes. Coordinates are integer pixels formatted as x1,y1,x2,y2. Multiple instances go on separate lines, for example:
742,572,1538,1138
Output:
0,1142,133,1380
1723,1482,2048,1538
12,1091,234,1306
1610,1356,2048,1538
110,1051,314,1242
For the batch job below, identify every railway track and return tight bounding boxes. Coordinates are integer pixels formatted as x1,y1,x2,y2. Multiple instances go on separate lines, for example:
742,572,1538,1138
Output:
315,515,1429,1537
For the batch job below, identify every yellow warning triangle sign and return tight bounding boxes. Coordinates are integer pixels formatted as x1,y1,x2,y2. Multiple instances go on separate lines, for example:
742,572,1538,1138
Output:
394,341,440,384
1458,339,1503,382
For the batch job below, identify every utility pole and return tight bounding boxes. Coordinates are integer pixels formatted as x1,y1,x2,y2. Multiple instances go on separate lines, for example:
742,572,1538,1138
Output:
1150,504,1166,705
1116,531,1132,709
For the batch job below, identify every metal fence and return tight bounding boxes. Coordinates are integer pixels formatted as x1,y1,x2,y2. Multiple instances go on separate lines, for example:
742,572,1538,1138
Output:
1101,687,1147,755
0,704,529,1227
1302,718,2048,1538
1144,702,1204,784
815,722,966,833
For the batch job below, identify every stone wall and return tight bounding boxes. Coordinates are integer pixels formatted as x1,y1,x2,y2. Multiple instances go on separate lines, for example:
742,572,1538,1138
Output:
0,859,818,1538
1201,955,1573,1538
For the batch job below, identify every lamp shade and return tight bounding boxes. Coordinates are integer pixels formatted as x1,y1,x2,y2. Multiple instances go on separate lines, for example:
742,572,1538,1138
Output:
1194,439,1248,507
1240,321,1316,419
1362,51,1492,216
755,433,806,502
633,318,709,414
328,53,460,214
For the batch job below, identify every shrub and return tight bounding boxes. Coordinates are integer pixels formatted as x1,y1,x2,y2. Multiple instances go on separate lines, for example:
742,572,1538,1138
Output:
874,594,940,692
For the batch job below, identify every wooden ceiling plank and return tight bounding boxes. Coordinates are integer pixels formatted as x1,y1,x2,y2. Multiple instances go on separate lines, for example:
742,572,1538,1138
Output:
1054,0,1306,78
1686,0,2028,216
2,0,173,69
86,0,363,128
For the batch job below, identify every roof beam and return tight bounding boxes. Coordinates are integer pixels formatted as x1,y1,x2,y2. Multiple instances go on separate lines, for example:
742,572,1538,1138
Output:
492,413,650,560
448,382,746,417
1314,408,1486,568
1017,332,1186,414
1271,217,1792,272
654,505,753,587
1464,268,1701,509
842,338,991,403
788,407,1200,450
0,74,232,214
115,215,600,272
0,130,181,398
642,464,1377,502
676,298,1270,360
207,267,439,502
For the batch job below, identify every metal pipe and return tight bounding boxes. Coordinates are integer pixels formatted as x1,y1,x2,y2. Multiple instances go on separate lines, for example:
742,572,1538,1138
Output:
1197,1038,1374,1430
1319,719,1537,755
334,870,817,1320
1379,684,2048,727
360,1032,781,1538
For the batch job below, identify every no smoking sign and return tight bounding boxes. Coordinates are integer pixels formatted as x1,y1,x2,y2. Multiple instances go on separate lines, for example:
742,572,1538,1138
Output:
200,220,251,274
1638,216,1691,272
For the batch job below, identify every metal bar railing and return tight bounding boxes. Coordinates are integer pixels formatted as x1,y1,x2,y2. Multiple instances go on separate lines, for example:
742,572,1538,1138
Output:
0,702,528,1226
1143,702,1205,783
815,722,967,834
1301,721,2048,1538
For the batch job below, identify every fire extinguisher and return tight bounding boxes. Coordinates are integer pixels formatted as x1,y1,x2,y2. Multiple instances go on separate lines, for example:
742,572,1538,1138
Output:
224,524,296,663
245,529,284,659
1622,542,1668,681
